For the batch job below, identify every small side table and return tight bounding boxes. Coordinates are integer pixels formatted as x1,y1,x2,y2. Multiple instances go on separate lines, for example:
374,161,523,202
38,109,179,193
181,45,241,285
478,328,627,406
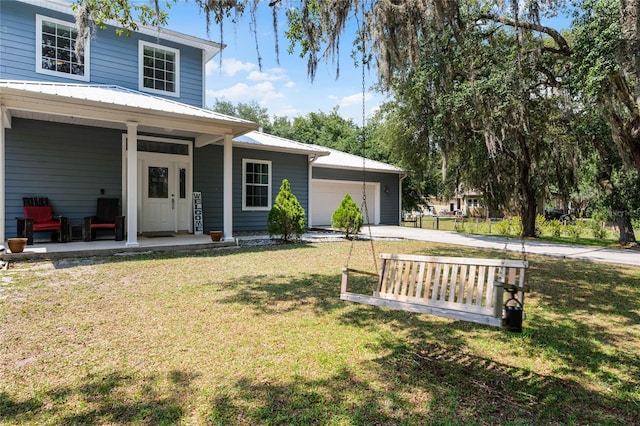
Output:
69,223,85,241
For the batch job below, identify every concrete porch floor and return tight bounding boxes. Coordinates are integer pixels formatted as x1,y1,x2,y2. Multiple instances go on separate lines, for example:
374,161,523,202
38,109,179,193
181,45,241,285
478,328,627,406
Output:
1,233,239,261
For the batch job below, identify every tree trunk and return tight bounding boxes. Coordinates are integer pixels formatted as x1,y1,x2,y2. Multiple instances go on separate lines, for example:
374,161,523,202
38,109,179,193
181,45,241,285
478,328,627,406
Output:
516,132,537,238
519,184,537,238
615,210,637,245
597,168,638,245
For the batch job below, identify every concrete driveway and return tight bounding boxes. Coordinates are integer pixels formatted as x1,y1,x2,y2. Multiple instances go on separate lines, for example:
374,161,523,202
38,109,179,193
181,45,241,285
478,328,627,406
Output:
362,226,640,267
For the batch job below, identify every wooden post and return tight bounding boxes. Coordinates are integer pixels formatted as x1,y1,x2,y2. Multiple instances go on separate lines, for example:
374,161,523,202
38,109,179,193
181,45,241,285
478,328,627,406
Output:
341,268,349,294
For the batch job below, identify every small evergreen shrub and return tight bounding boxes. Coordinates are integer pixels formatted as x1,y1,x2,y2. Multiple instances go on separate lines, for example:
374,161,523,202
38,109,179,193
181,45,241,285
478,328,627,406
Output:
267,179,306,242
331,194,364,239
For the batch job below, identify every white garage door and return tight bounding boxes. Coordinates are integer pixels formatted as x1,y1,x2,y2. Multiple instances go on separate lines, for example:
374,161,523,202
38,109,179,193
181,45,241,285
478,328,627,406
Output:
311,179,379,226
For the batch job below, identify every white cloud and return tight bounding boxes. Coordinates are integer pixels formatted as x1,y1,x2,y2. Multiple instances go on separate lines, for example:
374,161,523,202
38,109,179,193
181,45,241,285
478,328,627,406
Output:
206,57,257,77
284,81,295,88
335,92,372,108
247,67,288,82
207,81,284,105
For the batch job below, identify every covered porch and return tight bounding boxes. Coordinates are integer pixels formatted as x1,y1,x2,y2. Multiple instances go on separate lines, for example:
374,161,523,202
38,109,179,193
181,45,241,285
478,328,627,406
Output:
1,232,236,261
0,81,258,247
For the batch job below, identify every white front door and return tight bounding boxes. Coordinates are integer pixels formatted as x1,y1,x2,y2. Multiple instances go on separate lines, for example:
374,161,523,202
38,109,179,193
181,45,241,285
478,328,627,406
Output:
140,159,191,233
143,161,174,232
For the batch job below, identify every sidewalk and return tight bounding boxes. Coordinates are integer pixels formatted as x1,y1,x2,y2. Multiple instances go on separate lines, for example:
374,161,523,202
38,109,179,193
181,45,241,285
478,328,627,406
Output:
362,226,640,267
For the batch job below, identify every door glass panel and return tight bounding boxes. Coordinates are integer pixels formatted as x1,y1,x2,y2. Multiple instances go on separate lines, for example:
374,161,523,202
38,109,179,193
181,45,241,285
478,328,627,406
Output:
179,168,186,199
148,166,169,198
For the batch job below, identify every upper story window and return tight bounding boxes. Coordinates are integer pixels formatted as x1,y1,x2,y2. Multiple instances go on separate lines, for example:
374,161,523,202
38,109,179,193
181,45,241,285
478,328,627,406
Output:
36,15,89,81
139,41,180,97
242,159,272,211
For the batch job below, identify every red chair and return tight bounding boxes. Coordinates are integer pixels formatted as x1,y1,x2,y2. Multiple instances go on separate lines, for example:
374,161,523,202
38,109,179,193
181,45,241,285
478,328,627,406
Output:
16,198,69,245
84,198,125,241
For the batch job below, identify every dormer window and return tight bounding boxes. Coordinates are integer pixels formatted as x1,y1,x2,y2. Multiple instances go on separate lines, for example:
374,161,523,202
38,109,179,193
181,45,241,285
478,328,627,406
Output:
139,41,180,97
36,15,89,81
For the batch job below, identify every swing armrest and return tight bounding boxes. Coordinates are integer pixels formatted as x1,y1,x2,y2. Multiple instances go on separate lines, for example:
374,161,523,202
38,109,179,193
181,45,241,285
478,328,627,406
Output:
341,267,380,294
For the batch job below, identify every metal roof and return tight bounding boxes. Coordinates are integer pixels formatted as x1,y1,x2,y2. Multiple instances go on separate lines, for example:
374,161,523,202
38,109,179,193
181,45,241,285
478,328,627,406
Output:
312,145,405,174
233,131,330,156
0,80,252,124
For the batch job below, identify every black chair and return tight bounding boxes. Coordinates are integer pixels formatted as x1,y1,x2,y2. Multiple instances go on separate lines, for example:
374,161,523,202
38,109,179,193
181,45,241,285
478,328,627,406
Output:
84,198,125,241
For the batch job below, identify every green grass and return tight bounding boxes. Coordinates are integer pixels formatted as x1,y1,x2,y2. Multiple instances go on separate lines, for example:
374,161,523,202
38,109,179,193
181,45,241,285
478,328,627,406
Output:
1,240,639,425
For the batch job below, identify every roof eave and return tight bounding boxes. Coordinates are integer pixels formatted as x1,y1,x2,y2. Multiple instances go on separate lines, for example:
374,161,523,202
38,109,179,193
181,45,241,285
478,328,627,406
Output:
0,87,258,137
312,163,405,175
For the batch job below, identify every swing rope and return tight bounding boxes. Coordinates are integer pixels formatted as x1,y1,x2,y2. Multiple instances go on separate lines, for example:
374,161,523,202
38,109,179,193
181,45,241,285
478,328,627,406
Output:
345,2,378,275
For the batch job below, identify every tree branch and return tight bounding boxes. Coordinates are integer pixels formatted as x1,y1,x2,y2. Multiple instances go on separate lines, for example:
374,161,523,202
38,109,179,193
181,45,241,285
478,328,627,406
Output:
478,12,572,57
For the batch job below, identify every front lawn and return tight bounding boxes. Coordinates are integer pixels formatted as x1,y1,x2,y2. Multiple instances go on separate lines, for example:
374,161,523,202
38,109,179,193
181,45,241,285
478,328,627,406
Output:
1,240,638,425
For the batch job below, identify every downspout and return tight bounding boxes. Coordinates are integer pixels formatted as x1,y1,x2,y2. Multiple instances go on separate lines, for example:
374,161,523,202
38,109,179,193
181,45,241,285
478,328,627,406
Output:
308,155,320,228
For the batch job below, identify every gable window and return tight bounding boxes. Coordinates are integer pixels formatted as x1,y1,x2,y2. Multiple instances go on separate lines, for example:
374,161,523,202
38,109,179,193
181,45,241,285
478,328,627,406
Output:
242,159,272,210
139,41,180,97
36,15,89,81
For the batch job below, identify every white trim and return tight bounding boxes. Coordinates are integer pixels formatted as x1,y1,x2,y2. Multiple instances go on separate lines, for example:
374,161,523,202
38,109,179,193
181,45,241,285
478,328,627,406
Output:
125,122,139,247
122,134,193,234
223,134,233,240
0,108,5,244
242,158,272,211
35,14,90,82
138,40,180,98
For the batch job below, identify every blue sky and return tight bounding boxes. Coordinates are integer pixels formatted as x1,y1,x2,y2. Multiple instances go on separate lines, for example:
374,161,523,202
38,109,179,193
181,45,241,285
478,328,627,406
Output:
163,2,572,123
164,1,380,124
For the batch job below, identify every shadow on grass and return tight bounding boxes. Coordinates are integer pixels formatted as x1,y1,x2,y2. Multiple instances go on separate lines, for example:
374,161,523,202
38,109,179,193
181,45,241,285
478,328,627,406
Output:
10,242,636,424
200,339,636,425
207,255,639,423
0,370,197,425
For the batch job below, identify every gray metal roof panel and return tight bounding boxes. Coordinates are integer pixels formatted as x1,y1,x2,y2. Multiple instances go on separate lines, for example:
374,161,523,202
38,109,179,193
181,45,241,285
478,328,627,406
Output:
0,80,253,124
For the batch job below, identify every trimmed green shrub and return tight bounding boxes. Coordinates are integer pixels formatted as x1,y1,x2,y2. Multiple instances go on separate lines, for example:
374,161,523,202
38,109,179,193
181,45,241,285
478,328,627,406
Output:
331,194,364,239
267,179,306,242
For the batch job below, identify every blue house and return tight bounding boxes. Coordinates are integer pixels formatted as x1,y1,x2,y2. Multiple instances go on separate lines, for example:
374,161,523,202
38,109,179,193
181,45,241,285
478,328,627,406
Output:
0,0,403,247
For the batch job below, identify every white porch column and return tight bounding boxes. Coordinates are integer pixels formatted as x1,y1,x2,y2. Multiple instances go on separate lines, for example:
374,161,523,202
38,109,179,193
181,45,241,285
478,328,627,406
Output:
126,122,139,247
0,107,6,244
223,133,233,241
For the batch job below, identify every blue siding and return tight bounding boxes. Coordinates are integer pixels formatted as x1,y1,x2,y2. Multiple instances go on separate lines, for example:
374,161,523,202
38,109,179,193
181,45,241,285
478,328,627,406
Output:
0,1,204,107
194,145,310,233
4,118,123,238
193,145,224,232
312,167,401,225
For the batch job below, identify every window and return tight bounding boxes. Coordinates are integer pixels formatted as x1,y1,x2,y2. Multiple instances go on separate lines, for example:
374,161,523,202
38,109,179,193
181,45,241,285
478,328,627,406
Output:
139,41,180,96
242,159,271,210
148,167,169,199
36,15,89,81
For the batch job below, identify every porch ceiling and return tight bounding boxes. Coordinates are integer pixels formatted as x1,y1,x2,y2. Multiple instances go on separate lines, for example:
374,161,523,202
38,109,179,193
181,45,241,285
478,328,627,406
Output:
0,81,258,140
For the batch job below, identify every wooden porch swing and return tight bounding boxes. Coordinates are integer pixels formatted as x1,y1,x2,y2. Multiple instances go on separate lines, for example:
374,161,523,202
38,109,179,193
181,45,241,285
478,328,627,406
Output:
340,252,529,329
340,12,529,330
